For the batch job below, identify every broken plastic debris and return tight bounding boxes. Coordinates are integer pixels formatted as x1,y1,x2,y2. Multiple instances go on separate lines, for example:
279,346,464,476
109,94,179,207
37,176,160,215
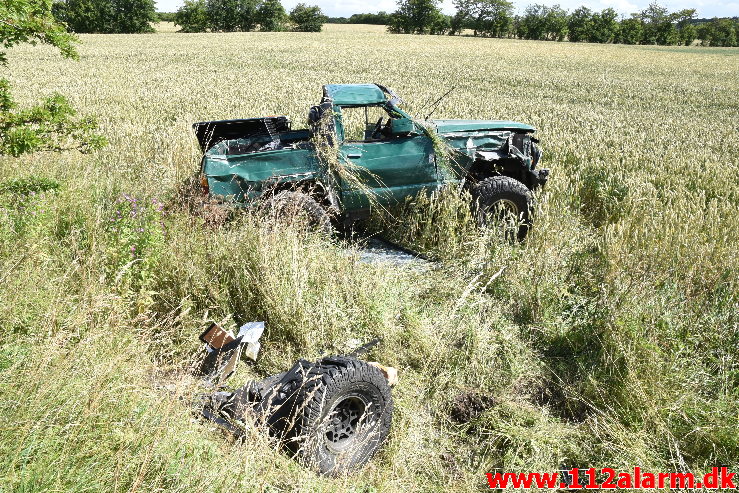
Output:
237,321,264,343
244,341,261,361
369,361,399,387
237,322,264,361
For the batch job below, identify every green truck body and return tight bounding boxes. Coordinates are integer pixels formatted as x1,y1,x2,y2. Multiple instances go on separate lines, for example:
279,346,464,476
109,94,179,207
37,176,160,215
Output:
195,84,548,227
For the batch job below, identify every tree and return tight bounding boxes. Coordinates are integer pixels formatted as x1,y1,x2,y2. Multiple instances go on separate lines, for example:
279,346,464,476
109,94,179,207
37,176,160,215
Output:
618,16,643,44
518,4,567,40
672,8,696,45
206,0,240,31
174,0,208,32
53,0,156,33
256,0,286,31
697,18,738,46
236,0,260,31
388,0,445,34
567,6,593,42
175,0,291,33
516,4,569,41
452,0,514,37
639,2,676,44
0,0,104,156
289,4,325,32
450,11,466,34
589,7,619,43
111,0,157,33
428,11,451,34
517,4,547,39
677,22,696,45
52,0,109,33
348,12,391,25
544,5,568,41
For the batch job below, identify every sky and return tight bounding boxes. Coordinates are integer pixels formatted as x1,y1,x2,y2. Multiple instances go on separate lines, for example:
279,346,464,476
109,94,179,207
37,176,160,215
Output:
155,0,739,19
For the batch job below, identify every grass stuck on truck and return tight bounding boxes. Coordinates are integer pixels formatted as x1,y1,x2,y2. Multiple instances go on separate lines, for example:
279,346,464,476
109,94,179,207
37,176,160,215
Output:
194,83,549,239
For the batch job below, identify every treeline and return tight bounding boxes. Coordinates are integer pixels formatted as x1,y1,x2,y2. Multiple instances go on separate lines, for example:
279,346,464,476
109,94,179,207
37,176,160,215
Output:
327,12,393,25
694,18,739,46
53,0,158,33
174,0,325,32
49,0,739,45
156,12,177,22
52,0,325,33
385,0,739,46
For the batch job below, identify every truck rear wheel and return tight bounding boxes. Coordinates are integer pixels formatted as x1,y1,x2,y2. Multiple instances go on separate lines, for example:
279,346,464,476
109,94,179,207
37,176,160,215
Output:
471,176,534,240
266,191,333,236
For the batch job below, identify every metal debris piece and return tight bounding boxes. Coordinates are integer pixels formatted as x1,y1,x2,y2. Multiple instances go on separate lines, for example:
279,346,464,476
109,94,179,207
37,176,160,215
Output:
198,321,265,385
368,361,399,387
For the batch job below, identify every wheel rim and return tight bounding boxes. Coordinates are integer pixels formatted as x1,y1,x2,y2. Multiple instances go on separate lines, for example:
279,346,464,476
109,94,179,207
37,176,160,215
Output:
481,198,525,241
324,394,369,453
491,198,519,218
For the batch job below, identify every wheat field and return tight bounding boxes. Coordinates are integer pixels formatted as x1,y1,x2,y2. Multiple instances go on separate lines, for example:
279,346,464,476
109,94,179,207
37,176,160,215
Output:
1,23,737,491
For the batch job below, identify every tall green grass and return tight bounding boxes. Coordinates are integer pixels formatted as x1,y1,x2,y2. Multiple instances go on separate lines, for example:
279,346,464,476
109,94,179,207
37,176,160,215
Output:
1,25,737,491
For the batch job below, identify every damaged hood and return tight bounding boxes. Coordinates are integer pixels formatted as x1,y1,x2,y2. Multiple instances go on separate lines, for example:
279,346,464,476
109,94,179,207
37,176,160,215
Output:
431,119,535,134
430,119,540,167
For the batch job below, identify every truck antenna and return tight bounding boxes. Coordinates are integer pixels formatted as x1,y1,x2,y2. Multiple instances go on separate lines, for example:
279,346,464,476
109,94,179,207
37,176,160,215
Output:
424,86,456,121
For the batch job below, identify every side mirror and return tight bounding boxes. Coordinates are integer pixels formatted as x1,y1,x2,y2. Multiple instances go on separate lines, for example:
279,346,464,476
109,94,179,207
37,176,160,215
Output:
390,117,414,136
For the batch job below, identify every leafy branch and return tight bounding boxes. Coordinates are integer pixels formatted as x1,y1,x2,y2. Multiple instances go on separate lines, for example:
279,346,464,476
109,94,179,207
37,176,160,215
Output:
0,79,106,156
0,0,105,157
0,0,79,64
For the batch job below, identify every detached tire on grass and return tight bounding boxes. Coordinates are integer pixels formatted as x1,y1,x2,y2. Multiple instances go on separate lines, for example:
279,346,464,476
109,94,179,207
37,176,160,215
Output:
472,176,534,240
206,356,394,476
266,190,333,236
289,357,393,476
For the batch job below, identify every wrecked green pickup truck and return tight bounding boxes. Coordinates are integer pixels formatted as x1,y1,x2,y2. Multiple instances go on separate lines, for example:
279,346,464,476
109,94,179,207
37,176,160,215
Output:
195,84,548,237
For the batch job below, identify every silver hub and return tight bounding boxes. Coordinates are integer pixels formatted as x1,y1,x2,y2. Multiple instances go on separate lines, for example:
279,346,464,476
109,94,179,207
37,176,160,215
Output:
324,395,368,453
492,199,520,218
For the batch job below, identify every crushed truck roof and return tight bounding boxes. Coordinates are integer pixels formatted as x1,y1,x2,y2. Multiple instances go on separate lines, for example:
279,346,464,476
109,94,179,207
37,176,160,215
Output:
322,84,387,106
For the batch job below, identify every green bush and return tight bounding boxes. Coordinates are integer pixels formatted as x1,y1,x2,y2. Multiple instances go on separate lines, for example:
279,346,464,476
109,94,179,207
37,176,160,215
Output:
289,3,325,32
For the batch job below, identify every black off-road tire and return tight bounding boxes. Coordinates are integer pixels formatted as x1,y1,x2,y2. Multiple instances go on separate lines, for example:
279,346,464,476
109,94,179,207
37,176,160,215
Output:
288,357,393,475
266,191,333,236
471,176,534,240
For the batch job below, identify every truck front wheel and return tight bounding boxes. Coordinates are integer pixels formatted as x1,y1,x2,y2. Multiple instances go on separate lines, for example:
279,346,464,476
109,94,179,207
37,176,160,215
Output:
471,176,534,240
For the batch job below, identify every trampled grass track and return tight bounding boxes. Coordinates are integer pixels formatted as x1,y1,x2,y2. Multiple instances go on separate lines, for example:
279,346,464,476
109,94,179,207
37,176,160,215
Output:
0,23,737,492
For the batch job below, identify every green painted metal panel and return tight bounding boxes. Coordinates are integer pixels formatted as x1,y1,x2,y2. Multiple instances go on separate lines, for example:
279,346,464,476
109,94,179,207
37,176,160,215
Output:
340,136,437,209
204,148,317,202
324,84,387,106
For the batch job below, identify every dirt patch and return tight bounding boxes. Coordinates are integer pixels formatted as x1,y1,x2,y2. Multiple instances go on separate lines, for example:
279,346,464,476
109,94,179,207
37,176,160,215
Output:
450,390,498,424
439,451,463,478
169,174,232,227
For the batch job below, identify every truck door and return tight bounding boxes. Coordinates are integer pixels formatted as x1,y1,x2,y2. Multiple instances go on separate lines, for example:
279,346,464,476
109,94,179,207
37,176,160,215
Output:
336,105,437,210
